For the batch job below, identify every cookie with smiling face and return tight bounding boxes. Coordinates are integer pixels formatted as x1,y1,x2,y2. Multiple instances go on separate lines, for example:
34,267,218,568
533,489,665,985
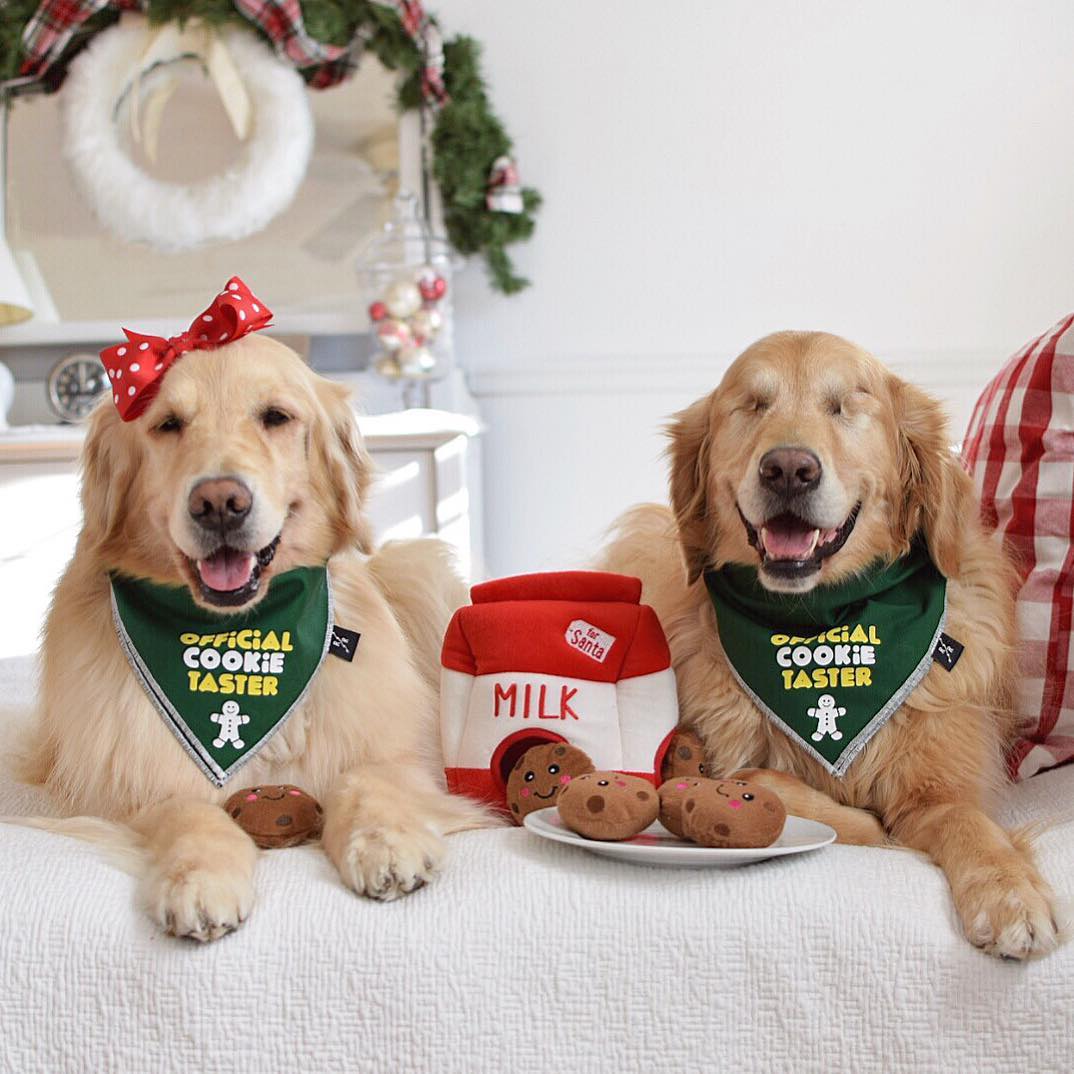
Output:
680,778,786,848
660,729,708,782
557,771,659,841
224,784,323,848
505,742,595,824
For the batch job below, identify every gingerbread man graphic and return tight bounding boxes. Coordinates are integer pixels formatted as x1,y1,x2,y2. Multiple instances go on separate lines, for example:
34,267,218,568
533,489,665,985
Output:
808,694,845,742
211,700,250,749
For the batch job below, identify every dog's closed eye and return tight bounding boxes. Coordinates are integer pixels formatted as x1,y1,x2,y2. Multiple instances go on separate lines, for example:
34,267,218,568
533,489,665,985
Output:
260,407,292,429
155,415,184,434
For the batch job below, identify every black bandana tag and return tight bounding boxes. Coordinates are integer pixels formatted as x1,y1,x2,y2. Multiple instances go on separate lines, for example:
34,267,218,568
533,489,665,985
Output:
932,632,964,671
329,625,361,662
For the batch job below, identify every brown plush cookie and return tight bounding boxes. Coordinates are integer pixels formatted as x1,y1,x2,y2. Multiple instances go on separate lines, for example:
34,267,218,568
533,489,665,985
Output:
557,771,659,841
224,785,323,849
657,777,707,838
680,778,786,849
505,742,595,825
660,729,708,782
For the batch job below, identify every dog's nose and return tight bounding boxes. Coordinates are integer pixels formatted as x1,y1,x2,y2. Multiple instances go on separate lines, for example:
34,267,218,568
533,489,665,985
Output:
758,447,822,496
188,477,253,533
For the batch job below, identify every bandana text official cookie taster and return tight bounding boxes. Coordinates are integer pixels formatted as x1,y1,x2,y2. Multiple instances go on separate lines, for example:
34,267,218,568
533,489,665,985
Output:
111,566,332,786
704,543,947,776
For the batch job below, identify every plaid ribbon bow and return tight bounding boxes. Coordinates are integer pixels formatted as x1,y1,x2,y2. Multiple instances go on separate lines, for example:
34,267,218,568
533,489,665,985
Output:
21,0,446,98
99,277,272,422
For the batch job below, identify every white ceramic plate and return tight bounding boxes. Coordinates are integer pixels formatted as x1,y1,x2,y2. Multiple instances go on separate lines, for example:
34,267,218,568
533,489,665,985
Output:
523,808,836,867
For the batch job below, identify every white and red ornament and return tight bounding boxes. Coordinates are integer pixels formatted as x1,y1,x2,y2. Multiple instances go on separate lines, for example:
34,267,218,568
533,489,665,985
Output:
368,264,449,382
486,155,524,214
376,318,412,352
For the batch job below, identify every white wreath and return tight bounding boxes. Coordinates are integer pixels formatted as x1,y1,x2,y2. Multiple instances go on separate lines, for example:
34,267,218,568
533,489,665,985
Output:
61,20,313,252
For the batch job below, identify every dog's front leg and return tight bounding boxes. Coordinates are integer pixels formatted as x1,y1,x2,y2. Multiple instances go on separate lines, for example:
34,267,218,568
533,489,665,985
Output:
321,763,448,901
131,798,257,942
887,799,1060,960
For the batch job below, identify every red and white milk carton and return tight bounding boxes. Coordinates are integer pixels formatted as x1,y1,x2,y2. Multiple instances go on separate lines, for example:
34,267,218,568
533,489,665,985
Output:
439,571,680,811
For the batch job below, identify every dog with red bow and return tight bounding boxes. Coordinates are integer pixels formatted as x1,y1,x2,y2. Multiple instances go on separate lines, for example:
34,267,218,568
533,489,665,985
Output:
17,279,482,941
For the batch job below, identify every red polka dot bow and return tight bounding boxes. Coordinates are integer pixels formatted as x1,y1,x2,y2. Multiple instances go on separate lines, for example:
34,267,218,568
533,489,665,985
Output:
99,277,273,422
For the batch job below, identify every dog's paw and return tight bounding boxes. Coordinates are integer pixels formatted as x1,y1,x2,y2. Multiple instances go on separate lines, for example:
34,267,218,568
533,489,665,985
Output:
142,864,254,943
332,823,444,901
959,873,1061,960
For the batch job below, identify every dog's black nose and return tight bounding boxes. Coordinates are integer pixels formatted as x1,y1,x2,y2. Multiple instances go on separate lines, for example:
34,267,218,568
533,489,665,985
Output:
188,477,252,533
758,447,822,496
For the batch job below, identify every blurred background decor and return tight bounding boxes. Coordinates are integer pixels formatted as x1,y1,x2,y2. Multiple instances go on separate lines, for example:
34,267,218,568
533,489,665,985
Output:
359,190,457,405
0,0,541,294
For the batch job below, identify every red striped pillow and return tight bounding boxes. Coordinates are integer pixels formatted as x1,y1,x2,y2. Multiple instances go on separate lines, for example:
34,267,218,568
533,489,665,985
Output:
962,314,1074,778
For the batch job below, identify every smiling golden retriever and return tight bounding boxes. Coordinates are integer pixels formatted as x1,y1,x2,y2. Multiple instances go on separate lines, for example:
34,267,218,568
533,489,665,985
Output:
18,334,481,941
602,330,1062,959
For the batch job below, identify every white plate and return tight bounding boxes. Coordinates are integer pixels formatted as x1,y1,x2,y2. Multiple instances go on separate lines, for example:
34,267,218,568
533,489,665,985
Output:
523,808,836,867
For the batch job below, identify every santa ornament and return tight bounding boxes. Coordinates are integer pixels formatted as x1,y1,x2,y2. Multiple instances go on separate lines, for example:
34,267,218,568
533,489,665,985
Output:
439,571,680,818
486,155,525,214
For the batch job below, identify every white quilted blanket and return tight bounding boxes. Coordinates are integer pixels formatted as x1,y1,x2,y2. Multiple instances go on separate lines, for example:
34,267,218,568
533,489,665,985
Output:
1,653,1072,1074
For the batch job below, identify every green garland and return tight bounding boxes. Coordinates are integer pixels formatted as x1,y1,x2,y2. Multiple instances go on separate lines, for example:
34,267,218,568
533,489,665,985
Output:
0,0,540,293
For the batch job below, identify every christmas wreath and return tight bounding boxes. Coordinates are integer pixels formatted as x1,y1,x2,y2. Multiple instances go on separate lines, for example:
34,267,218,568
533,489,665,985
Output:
0,0,540,293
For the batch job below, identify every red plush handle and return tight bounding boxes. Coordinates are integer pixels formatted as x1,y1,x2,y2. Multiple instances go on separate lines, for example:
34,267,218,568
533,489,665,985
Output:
471,571,642,606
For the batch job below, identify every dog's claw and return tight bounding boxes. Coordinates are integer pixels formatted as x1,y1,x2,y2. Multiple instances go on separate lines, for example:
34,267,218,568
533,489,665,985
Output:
144,864,254,943
331,824,444,901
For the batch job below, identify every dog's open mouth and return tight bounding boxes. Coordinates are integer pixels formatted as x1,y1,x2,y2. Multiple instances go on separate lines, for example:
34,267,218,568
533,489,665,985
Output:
738,504,860,581
190,536,280,608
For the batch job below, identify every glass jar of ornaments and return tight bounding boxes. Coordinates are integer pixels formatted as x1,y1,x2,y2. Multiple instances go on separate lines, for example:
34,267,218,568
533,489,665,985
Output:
357,191,456,407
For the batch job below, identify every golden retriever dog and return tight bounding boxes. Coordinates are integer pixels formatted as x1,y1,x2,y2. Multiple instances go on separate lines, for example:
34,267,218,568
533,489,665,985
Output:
601,330,1062,960
17,334,481,941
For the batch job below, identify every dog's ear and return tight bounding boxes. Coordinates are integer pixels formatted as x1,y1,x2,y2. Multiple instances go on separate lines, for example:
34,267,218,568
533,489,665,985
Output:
80,400,140,557
667,393,719,584
311,378,373,554
889,375,974,579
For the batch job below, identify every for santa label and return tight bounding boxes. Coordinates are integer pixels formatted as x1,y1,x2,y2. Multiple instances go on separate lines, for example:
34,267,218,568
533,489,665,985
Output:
110,566,333,786
565,619,616,663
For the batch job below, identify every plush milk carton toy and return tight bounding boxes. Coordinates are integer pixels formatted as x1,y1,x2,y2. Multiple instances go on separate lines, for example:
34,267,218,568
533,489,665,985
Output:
440,571,680,811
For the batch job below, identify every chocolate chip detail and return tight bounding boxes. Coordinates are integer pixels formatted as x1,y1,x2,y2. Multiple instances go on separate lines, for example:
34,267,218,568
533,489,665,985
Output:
637,791,650,801
586,795,605,814
715,823,730,836
275,814,293,827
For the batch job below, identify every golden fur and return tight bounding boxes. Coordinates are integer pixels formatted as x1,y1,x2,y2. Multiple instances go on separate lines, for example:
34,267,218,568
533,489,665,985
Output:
18,335,483,941
601,330,1062,959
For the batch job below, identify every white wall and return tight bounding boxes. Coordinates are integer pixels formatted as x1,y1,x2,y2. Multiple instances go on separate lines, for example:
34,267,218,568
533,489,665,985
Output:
440,0,1074,576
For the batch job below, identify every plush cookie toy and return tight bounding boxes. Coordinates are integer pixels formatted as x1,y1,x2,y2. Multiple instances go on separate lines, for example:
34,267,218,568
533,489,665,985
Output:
656,777,707,838
224,784,323,849
505,742,595,824
556,771,659,841
660,728,708,781
667,777,786,849
555,773,787,848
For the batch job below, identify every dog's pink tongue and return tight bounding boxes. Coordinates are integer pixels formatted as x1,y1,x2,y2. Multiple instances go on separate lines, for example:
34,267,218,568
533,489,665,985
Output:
762,515,818,560
198,548,256,591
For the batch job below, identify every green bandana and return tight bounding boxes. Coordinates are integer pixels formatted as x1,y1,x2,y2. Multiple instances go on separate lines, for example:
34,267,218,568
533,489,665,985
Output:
703,544,946,776
111,566,333,786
